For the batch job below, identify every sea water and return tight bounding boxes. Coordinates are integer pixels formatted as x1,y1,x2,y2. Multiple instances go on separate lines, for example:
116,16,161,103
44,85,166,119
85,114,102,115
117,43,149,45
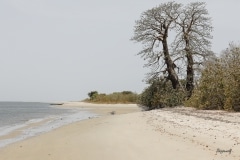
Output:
0,102,97,148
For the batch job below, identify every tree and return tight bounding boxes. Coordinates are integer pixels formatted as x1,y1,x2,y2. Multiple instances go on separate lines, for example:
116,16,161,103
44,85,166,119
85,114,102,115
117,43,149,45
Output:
131,2,182,89
132,2,213,99
88,91,98,100
173,2,213,98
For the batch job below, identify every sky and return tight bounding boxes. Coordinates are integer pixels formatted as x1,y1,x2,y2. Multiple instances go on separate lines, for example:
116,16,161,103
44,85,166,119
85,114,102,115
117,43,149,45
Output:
0,0,239,102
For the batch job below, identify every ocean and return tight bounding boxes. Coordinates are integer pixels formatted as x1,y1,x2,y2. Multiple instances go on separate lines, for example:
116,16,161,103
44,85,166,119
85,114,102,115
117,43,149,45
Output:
0,102,97,148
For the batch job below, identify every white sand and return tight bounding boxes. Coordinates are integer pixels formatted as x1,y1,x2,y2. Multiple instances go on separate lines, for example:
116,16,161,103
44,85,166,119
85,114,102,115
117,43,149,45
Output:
0,102,239,160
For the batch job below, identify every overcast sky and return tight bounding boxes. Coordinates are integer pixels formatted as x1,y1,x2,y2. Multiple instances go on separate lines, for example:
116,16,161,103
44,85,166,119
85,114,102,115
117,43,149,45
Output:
0,0,239,102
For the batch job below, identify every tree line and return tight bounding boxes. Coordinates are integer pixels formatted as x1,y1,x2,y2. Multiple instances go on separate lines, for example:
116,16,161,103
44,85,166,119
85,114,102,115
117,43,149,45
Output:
85,91,138,104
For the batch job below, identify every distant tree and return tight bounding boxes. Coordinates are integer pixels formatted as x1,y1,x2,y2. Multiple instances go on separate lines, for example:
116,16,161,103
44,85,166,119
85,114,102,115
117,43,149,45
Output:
88,91,98,100
121,91,133,95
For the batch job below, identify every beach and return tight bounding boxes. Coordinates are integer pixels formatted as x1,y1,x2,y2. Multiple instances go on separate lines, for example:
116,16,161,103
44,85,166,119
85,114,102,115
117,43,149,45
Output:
0,102,239,160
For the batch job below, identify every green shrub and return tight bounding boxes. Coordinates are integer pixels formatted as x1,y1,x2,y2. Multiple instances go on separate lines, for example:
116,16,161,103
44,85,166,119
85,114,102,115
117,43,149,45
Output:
137,79,186,110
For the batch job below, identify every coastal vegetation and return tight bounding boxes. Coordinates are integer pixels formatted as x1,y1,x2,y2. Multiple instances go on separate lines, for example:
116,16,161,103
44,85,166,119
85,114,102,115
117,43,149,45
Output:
137,79,185,110
185,44,240,111
85,2,239,112
132,2,240,111
85,91,138,104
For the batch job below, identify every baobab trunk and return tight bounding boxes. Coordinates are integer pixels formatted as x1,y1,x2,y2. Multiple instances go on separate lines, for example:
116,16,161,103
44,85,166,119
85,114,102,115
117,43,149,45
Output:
186,52,194,98
185,37,194,98
162,38,180,89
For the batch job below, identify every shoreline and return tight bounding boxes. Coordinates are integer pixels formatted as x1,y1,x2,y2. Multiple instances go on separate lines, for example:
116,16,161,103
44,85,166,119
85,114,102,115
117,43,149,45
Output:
0,102,140,148
0,102,98,148
0,103,239,159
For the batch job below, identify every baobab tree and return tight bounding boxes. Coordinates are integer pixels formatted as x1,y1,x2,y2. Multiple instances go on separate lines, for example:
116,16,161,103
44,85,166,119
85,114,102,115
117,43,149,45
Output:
132,2,213,99
131,2,182,89
173,2,213,98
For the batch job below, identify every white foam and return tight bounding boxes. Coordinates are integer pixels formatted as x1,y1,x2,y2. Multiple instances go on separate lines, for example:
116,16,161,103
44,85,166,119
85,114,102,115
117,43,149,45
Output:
25,118,46,124
0,124,27,137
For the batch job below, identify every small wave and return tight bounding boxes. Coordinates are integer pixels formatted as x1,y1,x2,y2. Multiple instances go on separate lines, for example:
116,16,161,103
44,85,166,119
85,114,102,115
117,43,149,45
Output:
0,110,98,148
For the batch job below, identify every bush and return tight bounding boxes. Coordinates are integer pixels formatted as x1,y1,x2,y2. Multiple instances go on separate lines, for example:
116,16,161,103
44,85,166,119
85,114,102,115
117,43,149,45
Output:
185,44,240,111
137,79,186,110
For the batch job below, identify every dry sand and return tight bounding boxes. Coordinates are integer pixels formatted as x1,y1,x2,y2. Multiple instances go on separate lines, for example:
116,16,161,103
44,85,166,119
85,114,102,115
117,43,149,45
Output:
0,102,239,160
62,101,141,116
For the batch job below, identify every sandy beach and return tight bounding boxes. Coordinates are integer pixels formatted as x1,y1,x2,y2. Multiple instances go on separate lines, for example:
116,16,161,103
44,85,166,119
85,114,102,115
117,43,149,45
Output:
0,102,239,160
